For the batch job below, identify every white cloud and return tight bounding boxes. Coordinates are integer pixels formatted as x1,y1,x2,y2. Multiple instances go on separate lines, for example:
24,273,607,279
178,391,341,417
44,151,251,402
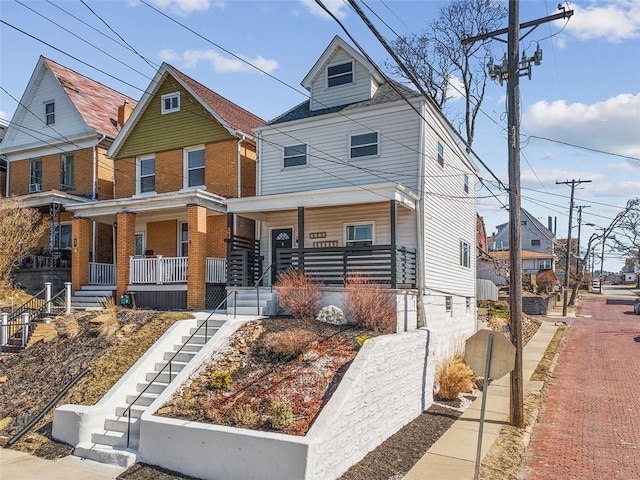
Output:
523,92,640,158
610,161,640,170
147,0,211,16
0,111,10,123
564,0,640,42
300,0,348,20
447,76,465,101
521,168,605,189
588,181,640,198
159,49,278,74
552,35,566,49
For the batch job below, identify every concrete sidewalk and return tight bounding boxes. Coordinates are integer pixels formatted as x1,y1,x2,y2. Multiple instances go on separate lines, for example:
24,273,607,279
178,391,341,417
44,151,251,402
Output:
404,322,559,480
0,448,126,479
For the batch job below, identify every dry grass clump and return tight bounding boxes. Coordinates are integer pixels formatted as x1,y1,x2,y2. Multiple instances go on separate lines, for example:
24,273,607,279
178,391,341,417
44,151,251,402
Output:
0,288,33,309
267,398,294,430
261,329,318,360
275,269,322,320
207,371,233,391
231,402,260,428
89,313,119,338
344,274,396,334
56,315,81,339
436,353,476,400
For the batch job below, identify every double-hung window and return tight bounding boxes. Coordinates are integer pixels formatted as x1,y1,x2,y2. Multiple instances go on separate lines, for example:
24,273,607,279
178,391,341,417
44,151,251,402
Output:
184,146,205,187
460,240,471,268
538,259,552,270
283,144,307,167
463,173,469,193
45,101,55,125
350,132,378,159
61,154,74,190
30,158,42,185
161,92,180,114
345,223,373,247
437,142,445,166
179,222,188,257
138,155,155,194
445,296,452,314
327,61,353,87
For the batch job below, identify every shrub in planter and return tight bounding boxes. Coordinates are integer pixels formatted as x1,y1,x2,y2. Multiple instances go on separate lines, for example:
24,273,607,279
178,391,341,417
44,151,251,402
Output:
316,305,347,325
344,274,396,333
268,398,294,431
275,269,322,320
261,329,318,360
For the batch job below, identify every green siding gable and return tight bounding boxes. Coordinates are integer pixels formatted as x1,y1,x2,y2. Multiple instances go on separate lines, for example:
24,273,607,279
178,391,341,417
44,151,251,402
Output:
116,75,234,159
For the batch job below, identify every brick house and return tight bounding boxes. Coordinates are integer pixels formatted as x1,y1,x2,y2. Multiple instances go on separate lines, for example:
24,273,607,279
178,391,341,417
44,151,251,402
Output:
0,56,137,270
68,63,263,310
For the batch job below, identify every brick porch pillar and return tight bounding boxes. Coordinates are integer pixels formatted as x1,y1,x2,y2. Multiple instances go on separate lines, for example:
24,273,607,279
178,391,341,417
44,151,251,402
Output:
187,204,207,310
71,217,91,293
116,212,136,301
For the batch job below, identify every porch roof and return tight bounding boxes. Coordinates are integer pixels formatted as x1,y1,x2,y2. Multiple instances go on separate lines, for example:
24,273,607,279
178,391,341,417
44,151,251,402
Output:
226,183,418,220
12,190,92,209
67,189,227,224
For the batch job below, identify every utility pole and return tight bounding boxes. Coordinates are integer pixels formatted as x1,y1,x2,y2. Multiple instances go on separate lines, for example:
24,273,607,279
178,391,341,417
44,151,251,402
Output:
463,3,573,428
600,232,607,293
556,180,591,315
569,205,591,306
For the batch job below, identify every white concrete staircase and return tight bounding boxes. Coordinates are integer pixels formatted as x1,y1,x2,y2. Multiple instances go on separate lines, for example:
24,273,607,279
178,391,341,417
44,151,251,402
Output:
72,316,225,467
226,287,277,316
71,285,115,310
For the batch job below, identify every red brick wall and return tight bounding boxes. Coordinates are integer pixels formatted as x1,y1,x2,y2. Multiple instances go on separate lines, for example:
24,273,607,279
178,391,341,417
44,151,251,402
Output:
116,212,136,299
147,220,178,256
187,205,206,310
71,217,91,292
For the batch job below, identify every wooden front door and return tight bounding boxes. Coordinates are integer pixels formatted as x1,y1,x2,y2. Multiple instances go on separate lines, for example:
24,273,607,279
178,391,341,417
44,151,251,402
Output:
271,228,293,283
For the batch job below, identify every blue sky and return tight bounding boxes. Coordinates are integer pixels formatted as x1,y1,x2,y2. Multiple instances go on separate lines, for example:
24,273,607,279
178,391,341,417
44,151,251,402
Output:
1,0,639,271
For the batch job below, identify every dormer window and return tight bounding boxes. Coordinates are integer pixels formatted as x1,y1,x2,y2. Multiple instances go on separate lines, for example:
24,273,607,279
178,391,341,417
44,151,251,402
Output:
327,61,353,87
45,101,55,125
161,92,180,114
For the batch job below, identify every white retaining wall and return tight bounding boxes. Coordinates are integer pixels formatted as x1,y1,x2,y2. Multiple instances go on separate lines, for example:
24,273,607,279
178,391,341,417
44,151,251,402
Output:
138,329,434,480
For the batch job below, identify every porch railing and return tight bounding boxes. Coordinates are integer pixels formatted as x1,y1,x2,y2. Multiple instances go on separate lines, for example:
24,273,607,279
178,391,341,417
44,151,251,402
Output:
206,258,227,283
129,256,226,284
226,235,261,287
276,245,417,288
90,262,116,285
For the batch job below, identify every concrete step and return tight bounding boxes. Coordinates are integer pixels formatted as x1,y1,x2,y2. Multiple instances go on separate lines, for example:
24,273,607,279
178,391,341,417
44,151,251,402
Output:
104,416,140,435
228,306,265,315
187,326,220,337
74,289,114,297
71,295,108,304
181,334,209,345
172,343,202,353
91,430,137,449
78,285,116,291
145,371,177,383
135,381,170,395
153,361,187,373
163,350,196,363
125,392,158,407
115,405,145,419
74,442,137,468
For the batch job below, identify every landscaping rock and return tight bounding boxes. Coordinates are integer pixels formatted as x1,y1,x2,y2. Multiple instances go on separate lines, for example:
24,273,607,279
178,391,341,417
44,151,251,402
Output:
316,305,348,325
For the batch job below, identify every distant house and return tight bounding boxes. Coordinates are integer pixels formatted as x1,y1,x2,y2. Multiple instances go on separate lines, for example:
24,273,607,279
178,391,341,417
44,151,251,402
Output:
0,56,137,268
227,36,478,356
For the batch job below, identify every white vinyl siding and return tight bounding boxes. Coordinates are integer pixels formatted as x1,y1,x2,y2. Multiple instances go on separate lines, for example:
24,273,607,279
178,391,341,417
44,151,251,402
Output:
260,103,421,195
310,49,373,111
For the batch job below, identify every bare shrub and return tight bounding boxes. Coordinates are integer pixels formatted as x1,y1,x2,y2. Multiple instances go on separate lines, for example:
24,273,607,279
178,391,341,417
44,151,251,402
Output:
267,398,294,431
343,274,396,333
436,353,476,400
261,329,318,360
275,269,321,320
0,198,49,288
56,315,80,339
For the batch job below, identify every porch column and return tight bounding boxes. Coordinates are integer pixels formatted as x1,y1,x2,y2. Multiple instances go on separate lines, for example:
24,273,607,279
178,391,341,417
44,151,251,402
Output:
390,200,397,288
71,217,91,293
297,207,305,271
116,211,136,301
187,204,207,310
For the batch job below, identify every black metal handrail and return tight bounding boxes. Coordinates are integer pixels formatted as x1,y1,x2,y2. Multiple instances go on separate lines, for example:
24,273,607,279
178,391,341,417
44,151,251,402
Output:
8,287,47,322
254,262,275,316
4,367,91,449
122,290,237,448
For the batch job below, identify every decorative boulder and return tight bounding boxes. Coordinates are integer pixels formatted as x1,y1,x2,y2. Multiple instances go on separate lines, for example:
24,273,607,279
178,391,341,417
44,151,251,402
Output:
316,305,348,325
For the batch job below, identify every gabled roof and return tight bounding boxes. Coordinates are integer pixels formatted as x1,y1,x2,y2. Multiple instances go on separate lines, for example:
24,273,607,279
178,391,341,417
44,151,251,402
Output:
301,36,384,90
108,63,264,158
43,57,138,138
267,81,420,126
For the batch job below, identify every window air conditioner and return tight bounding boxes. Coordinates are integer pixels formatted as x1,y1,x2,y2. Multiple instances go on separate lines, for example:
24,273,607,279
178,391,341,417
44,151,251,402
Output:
29,183,42,193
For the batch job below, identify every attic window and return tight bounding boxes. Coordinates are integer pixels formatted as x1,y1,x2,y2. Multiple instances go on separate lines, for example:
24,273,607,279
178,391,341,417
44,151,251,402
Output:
161,92,180,114
45,101,55,125
327,61,353,87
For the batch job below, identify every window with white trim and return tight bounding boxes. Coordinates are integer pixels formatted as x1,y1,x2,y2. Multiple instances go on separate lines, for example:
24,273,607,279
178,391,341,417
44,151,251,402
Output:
538,259,552,270
161,92,180,114
327,61,353,87
531,239,541,246
445,296,452,314
61,154,74,190
137,155,155,194
45,101,55,125
135,233,145,257
345,223,373,247
460,240,471,268
179,222,188,257
30,158,42,185
184,146,205,187
53,224,71,250
463,173,469,193
283,144,307,167
437,142,445,166
350,132,378,159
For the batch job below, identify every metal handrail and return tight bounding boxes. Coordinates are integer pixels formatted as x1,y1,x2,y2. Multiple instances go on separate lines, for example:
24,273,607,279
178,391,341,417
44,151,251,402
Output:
8,287,47,322
122,290,237,448
254,262,275,316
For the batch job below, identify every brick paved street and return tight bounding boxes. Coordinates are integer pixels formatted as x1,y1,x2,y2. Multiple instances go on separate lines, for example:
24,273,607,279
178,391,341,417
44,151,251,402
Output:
522,286,640,480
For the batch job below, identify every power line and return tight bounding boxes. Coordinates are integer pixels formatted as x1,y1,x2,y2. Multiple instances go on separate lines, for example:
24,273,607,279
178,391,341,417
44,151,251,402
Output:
527,135,640,162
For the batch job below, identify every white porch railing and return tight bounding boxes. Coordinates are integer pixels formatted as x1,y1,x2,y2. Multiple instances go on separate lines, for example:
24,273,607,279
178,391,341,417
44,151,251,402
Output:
90,262,116,285
129,256,226,284
206,257,227,283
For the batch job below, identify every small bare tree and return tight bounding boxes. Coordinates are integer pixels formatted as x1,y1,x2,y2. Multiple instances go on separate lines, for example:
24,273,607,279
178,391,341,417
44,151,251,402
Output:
0,197,49,288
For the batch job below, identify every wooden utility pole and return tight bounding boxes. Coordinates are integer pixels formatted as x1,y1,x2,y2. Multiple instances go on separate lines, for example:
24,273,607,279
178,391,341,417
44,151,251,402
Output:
463,3,574,428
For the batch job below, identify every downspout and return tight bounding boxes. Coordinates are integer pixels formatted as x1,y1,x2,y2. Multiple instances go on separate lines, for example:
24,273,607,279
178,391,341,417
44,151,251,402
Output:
416,101,427,329
237,134,246,198
2,156,8,197
92,135,106,263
